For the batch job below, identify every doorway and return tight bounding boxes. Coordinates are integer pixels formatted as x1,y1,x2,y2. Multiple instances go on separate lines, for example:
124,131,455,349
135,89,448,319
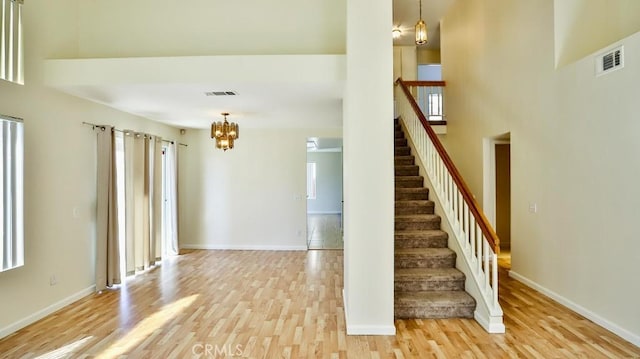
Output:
306,137,343,250
483,135,511,266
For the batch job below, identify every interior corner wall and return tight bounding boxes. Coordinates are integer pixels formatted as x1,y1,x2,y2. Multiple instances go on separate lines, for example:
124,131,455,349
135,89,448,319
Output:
307,152,343,214
178,127,341,250
393,46,418,81
343,0,395,335
442,0,640,345
417,49,441,64
0,1,180,338
554,0,640,67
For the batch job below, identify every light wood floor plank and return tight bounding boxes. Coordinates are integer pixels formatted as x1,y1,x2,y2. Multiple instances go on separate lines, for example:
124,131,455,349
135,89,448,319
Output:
0,249,639,358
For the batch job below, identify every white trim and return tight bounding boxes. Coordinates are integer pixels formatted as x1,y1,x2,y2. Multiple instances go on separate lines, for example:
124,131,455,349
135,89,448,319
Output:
509,271,640,347
307,211,342,215
0,285,95,340
181,244,307,251
483,138,510,229
474,310,506,334
346,324,396,336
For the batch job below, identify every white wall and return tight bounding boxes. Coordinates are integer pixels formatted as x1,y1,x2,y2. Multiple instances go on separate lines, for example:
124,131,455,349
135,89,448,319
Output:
393,46,417,81
343,0,395,335
307,151,343,214
75,0,346,58
0,1,180,338
554,0,640,67
179,128,341,250
442,0,640,345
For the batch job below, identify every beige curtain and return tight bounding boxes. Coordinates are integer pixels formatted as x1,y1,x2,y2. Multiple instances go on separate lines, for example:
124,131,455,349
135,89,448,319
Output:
123,132,163,273
95,126,120,291
151,136,163,262
163,142,179,256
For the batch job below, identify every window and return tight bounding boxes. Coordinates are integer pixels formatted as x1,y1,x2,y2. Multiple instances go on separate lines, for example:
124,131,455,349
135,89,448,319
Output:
306,162,316,200
0,114,23,272
1,0,24,84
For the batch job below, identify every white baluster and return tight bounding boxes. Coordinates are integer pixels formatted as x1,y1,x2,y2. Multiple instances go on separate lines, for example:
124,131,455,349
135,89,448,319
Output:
469,215,476,264
477,223,483,273
492,252,499,307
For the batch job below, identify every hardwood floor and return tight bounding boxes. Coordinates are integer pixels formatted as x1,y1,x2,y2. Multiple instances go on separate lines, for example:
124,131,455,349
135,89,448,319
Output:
1,249,639,358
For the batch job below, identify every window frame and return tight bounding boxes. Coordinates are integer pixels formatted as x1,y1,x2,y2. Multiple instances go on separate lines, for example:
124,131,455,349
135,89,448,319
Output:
0,113,24,272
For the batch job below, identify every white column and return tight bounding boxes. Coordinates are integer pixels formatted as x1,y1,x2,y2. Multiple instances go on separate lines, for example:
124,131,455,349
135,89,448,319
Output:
343,0,395,335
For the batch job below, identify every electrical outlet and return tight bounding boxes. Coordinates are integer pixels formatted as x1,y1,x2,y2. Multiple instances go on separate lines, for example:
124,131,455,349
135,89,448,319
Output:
49,275,58,286
528,202,538,213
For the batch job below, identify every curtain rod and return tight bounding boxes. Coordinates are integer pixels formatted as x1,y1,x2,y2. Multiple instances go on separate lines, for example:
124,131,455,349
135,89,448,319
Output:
82,121,188,147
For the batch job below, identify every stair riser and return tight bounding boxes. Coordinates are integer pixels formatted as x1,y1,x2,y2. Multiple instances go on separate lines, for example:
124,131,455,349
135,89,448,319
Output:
395,256,455,269
395,191,429,200
394,158,415,166
395,147,411,156
395,167,419,176
395,220,440,231
395,132,404,139
395,280,464,292
394,237,448,249
395,204,434,215
395,139,408,147
394,306,474,319
395,179,423,188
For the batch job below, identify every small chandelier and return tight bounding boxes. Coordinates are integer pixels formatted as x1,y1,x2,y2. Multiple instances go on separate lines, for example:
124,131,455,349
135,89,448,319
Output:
415,0,427,45
211,112,239,151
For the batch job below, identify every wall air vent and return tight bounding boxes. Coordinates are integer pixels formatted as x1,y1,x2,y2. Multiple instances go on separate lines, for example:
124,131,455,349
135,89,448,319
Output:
596,46,624,76
205,91,238,96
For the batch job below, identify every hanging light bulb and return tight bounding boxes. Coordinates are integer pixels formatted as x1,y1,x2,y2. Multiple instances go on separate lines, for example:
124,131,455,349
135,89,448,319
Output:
392,28,402,39
415,0,428,45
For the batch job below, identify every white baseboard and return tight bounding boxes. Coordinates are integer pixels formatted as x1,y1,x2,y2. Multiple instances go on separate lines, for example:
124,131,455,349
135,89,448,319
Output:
0,285,96,340
181,244,307,251
474,310,505,334
343,289,396,336
509,270,640,347
346,324,396,336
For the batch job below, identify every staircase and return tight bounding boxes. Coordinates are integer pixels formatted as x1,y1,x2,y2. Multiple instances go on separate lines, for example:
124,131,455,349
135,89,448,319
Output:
394,119,476,319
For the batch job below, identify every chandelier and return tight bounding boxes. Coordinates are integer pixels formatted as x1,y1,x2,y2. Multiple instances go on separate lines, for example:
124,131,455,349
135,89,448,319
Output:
211,112,239,151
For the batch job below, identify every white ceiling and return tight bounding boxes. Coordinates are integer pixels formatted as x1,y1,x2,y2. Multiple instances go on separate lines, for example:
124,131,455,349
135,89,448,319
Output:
48,1,453,131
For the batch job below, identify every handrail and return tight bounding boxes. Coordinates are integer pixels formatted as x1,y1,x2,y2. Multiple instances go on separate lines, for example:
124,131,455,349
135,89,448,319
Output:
395,78,499,253
403,80,446,87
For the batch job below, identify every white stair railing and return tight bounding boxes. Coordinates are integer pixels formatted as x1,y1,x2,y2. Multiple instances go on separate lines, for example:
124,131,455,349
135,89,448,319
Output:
395,78,504,332
404,81,446,122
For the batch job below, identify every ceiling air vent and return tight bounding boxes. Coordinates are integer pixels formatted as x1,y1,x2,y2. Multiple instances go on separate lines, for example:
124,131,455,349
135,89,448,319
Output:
596,46,624,76
204,91,238,96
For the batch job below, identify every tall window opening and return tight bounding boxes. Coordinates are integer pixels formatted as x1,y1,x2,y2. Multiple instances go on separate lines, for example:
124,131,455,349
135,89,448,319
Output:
1,0,24,84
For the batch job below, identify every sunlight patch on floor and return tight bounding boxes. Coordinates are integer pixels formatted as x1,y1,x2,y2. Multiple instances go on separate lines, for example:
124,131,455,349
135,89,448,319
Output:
34,336,94,359
95,294,199,358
